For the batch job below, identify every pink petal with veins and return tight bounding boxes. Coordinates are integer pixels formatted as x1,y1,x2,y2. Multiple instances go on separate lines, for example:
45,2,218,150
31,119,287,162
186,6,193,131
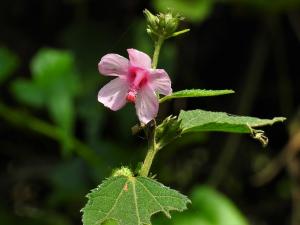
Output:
127,48,152,69
149,69,172,96
135,85,159,124
98,78,129,111
98,48,173,124
98,54,129,77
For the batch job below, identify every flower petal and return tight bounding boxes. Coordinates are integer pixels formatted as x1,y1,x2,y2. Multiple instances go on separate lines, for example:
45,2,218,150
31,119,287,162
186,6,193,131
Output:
98,54,129,77
149,69,172,96
127,48,151,69
135,85,159,124
98,78,129,111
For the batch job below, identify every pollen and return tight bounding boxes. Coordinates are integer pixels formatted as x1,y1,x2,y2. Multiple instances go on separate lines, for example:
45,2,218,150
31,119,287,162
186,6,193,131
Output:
126,91,136,103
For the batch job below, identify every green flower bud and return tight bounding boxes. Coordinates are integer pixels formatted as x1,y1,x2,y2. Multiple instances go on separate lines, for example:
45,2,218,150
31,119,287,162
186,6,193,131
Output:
143,9,186,40
163,12,180,34
143,9,159,32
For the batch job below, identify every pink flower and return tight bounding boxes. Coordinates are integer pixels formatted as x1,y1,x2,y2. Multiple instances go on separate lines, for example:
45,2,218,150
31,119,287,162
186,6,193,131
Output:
98,48,172,124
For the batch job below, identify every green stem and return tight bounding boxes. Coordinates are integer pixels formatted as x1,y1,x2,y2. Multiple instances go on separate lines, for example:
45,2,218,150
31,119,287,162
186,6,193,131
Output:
151,36,164,69
140,121,158,177
140,37,165,176
0,102,102,168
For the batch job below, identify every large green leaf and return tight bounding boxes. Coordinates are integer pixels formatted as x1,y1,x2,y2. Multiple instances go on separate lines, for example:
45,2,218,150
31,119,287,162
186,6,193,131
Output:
179,109,285,134
159,89,234,103
82,174,190,225
0,47,19,84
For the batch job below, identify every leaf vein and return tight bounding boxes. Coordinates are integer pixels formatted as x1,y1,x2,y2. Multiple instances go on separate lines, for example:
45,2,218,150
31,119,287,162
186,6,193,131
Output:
131,179,142,224
136,179,170,217
98,179,128,225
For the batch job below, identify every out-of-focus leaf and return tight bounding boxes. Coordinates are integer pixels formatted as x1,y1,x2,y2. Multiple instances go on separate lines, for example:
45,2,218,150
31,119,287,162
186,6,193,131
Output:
31,48,79,134
30,48,79,96
233,0,300,12
10,48,80,153
11,79,44,107
153,0,214,23
153,186,249,225
48,90,74,151
82,175,190,225
159,89,235,103
190,186,249,225
0,47,19,83
49,91,74,132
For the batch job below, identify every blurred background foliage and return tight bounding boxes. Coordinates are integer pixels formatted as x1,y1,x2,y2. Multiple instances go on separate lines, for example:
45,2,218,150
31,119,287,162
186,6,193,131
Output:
0,0,300,224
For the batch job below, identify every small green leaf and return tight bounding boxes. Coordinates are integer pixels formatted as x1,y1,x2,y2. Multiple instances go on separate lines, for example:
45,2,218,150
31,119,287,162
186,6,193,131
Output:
159,89,234,103
156,116,182,149
82,175,190,225
179,109,285,134
11,79,44,107
48,91,74,152
0,47,19,84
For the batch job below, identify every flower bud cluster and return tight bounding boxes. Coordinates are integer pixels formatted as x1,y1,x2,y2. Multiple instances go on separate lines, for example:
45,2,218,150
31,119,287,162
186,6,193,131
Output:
144,9,184,40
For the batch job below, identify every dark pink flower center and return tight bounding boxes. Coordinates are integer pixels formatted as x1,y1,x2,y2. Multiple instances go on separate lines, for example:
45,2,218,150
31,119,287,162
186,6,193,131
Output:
126,66,149,103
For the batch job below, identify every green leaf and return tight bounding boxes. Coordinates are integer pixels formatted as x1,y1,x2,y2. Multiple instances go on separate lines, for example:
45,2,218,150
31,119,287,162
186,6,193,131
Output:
30,48,79,96
0,47,19,84
152,186,249,225
24,48,80,152
179,109,285,134
159,89,234,103
178,109,285,146
11,79,44,107
190,186,249,225
48,91,74,152
82,175,190,225
234,0,300,13
156,116,181,149
153,0,214,23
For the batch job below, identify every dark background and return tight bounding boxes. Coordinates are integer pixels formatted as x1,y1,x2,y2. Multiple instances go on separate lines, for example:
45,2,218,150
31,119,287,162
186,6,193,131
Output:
1,0,300,225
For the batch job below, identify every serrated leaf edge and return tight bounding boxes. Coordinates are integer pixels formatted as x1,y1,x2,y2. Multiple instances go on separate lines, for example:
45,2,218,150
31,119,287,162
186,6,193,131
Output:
82,176,191,225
